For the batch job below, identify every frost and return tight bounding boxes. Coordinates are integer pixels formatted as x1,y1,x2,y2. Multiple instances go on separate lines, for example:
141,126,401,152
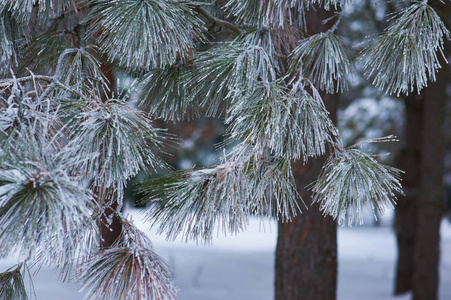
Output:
79,219,178,300
226,81,338,162
87,0,205,71
290,31,355,93
311,147,404,226
360,2,450,95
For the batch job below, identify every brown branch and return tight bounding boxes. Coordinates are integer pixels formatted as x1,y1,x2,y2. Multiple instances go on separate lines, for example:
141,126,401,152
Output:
193,5,242,35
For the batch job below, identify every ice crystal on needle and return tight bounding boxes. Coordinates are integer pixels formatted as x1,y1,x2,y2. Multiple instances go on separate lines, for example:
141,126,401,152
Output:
226,82,338,162
143,144,301,245
290,31,355,93
79,218,178,300
311,147,404,226
360,2,450,95
0,123,97,272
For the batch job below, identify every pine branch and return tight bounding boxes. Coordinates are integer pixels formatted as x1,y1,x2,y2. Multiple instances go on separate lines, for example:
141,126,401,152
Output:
71,100,168,210
289,31,355,93
226,82,338,161
0,10,21,76
137,64,200,121
0,121,99,272
87,0,205,71
138,40,279,120
0,264,28,300
79,247,178,300
0,72,92,102
360,2,450,95
192,5,242,34
78,217,178,300
0,75,53,89
1,46,106,102
224,0,308,28
142,144,301,244
311,147,404,226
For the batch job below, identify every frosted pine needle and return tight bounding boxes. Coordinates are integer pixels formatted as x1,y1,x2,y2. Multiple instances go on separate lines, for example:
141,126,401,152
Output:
87,0,204,71
79,247,178,300
1,0,73,22
226,82,338,162
143,163,250,245
309,0,350,10
0,126,97,270
224,0,350,28
142,144,301,244
311,148,404,226
290,31,355,93
0,264,28,300
187,42,278,117
137,41,277,121
138,64,199,121
79,218,178,300
224,0,307,28
72,100,167,209
360,2,450,95
0,11,19,76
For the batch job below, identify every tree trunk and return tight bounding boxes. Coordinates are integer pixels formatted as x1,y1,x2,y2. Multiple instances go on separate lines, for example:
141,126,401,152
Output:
412,55,448,300
394,94,422,295
275,93,338,300
395,62,447,300
100,196,123,247
98,61,122,248
275,6,338,300
394,2,449,299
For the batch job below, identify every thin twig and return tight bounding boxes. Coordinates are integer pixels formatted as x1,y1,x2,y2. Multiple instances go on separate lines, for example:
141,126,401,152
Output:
0,75,53,88
53,80,91,101
54,48,79,81
348,135,399,149
192,5,242,34
328,11,343,34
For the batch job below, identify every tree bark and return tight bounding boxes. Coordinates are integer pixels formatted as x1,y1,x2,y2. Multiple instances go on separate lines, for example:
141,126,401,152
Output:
275,93,338,300
97,61,122,248
412,56,448,300
275,6,338,300
394,2,449,299
394,94,422,295
100,197,123,247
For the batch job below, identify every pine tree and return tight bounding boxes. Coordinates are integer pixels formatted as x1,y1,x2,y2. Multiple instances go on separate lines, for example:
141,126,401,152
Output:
0,1,448,299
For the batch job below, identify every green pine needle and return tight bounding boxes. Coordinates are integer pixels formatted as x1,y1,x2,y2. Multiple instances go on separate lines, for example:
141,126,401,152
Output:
360,2,450,96
311,148,404,226
87,0,205,71
226,82,338,161
71,100,168,207
0,264,29,300
290,31,355,93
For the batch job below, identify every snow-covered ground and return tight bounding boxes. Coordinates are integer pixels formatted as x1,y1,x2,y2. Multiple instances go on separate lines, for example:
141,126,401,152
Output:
1,207,450,300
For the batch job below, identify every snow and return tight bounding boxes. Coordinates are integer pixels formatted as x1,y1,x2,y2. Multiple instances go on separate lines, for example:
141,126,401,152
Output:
1,207,450,300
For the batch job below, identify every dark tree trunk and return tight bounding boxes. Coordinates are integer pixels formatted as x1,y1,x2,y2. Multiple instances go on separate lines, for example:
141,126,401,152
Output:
275,6,338,300
395,59,447,300
394,2,449,299
98,61,122,248
394,94,422,295
412,55,447,300
100,196,123,248
275,93,338,300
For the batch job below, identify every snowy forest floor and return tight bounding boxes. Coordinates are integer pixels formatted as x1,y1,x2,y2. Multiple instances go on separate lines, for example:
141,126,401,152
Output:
1,206,450,300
